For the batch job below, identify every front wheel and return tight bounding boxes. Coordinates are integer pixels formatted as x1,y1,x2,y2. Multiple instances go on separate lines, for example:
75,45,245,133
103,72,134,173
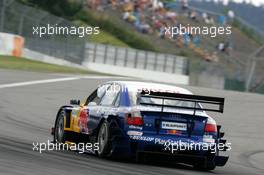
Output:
54,111,66,143
97,121,111,157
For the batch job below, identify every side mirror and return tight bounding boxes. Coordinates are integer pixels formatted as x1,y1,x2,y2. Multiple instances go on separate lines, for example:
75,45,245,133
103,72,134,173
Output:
87,101,97,106
70,99,80,105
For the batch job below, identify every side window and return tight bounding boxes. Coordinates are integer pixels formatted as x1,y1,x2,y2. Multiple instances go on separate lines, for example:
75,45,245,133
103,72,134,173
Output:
85,89,97,105
100,84,120,106
85,84,110,105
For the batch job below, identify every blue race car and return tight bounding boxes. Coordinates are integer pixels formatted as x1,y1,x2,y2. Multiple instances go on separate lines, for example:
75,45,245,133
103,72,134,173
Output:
51,81,229,170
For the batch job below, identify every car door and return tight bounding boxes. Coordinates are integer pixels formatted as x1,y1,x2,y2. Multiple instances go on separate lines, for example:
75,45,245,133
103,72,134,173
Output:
84,84,111,134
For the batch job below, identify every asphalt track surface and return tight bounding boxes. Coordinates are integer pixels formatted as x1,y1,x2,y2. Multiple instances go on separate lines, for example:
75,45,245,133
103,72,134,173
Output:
0,69,264,175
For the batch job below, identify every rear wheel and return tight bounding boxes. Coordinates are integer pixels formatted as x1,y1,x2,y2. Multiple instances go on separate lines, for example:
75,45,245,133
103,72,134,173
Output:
54,111,66,143
97,121,111,157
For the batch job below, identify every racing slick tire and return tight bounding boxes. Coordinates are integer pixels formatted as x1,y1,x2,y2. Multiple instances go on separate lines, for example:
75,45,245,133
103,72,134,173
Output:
97,120,111,157
54,111,66,143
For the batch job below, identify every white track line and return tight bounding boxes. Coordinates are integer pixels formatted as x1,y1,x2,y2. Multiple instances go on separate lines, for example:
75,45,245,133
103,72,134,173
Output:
0,77,80,89
0,75,131,89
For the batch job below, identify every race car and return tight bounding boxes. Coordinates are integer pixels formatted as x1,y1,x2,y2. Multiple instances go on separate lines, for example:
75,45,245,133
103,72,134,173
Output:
51,81,229,170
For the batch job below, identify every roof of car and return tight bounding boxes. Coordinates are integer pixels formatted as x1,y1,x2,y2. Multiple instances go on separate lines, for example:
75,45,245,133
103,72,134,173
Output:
107,81,193,94
104,81,210,118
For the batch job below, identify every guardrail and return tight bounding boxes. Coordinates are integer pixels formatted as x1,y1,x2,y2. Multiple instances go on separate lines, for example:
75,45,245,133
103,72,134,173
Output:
83,43,189,75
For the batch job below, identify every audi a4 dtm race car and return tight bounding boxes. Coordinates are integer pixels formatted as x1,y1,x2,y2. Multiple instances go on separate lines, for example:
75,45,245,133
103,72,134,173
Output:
51,81,229,170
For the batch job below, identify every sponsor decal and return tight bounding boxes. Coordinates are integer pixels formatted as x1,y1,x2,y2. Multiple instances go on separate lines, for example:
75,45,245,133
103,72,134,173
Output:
161,121,187,131
78,108,89,134
129,135,155,142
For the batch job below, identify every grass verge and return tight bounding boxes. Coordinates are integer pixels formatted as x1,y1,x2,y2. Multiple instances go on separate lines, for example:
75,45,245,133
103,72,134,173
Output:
0,55,105,75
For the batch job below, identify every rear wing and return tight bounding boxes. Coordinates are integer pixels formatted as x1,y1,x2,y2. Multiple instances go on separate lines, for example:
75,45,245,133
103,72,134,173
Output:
139,90,225,113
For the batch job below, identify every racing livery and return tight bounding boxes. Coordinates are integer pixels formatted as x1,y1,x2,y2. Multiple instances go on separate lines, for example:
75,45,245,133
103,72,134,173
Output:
51,81,229,170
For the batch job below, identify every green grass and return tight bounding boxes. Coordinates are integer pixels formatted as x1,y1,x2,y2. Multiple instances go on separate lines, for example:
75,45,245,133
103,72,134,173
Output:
73,20,129,47
232,19,263,45
90,31,129,47
0,55,103,75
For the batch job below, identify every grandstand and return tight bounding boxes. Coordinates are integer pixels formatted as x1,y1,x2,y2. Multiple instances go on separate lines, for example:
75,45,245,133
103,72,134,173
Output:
2,0,264,93
84,0,263,91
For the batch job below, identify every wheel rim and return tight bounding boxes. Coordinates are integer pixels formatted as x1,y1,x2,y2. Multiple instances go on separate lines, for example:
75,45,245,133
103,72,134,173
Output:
98,124,108,154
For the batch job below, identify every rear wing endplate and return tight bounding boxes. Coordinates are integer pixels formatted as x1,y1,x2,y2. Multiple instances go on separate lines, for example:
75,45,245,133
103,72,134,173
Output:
139,91,225,113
